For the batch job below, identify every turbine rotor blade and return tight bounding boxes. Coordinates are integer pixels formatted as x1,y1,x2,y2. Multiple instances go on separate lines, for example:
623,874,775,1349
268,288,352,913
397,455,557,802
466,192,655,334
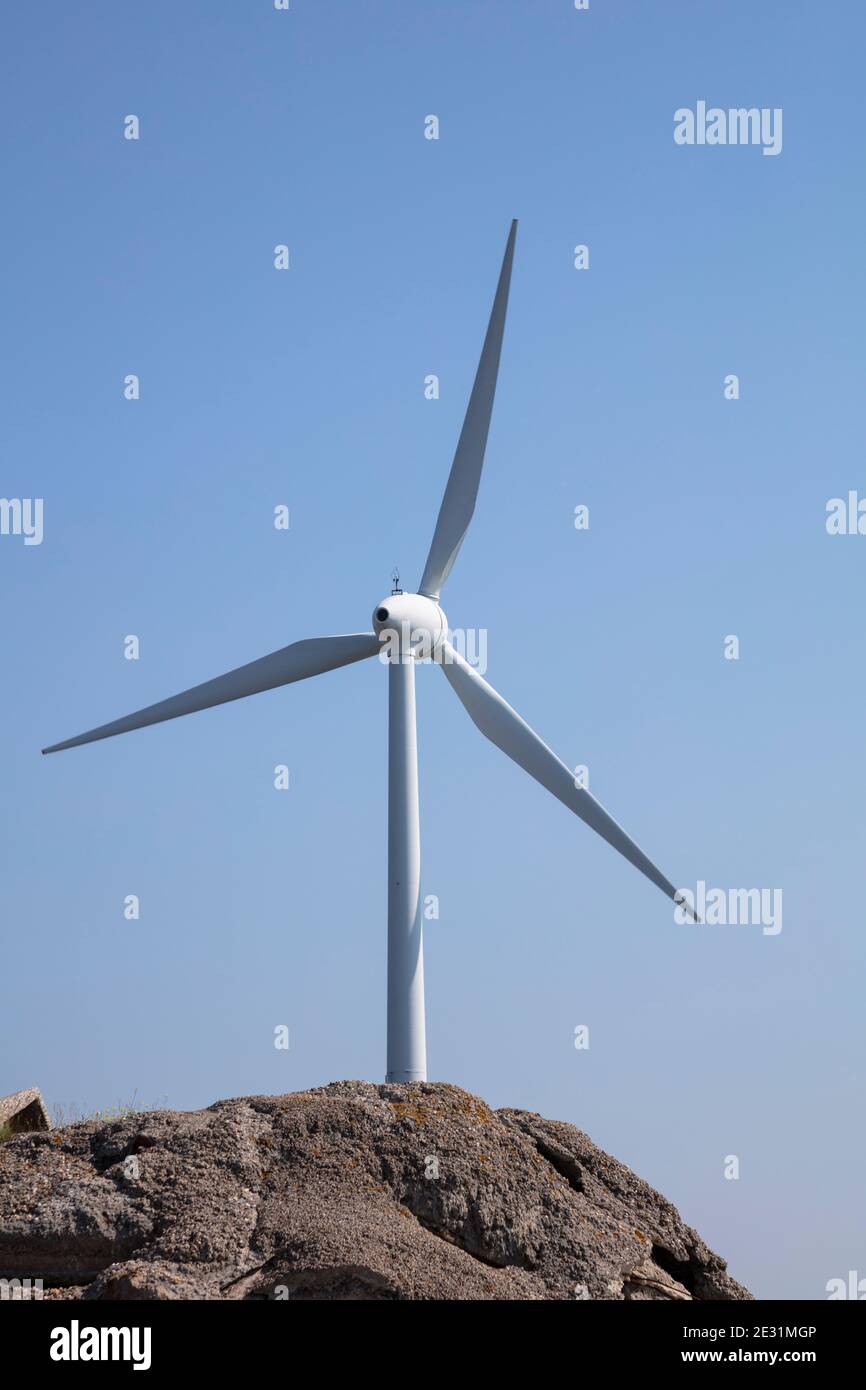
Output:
42,632,381,754
418,220,517,600
439,642,696,918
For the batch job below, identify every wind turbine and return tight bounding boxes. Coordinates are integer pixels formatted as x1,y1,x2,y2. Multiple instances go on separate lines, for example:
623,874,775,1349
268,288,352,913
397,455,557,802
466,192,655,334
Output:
43,220,694,1083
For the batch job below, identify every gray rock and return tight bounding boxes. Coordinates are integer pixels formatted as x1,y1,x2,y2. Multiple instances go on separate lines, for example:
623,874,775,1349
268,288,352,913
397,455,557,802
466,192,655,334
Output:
0,1087,51,1135
0,1082,751,1300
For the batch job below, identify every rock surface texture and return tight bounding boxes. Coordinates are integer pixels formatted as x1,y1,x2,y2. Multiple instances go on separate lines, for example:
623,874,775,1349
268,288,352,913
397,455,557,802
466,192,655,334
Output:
0,1087,51,1135
0,1081,751,1300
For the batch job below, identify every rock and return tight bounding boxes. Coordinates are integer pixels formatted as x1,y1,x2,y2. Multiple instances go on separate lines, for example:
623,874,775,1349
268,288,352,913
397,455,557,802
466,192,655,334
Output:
0,1087,51,1136
0,1081,751,1300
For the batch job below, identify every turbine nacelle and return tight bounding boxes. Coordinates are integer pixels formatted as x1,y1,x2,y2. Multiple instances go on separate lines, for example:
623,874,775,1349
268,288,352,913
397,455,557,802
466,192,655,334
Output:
372,592,448,657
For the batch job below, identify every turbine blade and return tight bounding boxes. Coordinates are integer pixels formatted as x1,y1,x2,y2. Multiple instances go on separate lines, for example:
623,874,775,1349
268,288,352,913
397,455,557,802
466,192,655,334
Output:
42,632,381,754
439,642,697,918
418,220,517,600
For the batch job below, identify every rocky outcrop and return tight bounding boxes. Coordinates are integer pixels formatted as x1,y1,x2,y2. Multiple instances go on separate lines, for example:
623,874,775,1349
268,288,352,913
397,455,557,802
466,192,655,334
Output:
0,1081,751,1300
0,1087,51,1136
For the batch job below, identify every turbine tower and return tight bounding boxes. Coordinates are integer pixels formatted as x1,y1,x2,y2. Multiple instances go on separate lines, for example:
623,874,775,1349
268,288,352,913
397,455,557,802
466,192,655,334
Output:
43,221,694,1083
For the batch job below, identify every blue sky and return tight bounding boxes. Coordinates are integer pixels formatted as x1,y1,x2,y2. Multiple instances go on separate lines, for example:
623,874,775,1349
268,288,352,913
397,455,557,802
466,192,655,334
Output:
2,1,864,1300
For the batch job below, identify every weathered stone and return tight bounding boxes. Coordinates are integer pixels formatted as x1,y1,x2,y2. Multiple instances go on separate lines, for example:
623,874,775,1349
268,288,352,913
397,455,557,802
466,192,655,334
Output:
0,1082,752,1300
0,1088,51,1135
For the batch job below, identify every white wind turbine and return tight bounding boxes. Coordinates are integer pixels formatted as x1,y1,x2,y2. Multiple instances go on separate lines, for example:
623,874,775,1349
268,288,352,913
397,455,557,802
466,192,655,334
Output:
43,221,695,1082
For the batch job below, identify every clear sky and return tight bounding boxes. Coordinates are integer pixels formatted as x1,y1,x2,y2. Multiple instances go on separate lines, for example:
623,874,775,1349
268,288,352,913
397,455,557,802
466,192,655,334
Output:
2,1,864,1301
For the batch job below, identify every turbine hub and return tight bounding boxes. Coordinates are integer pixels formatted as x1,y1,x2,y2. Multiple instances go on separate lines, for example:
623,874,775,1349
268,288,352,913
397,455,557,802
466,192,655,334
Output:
372,592,448,657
